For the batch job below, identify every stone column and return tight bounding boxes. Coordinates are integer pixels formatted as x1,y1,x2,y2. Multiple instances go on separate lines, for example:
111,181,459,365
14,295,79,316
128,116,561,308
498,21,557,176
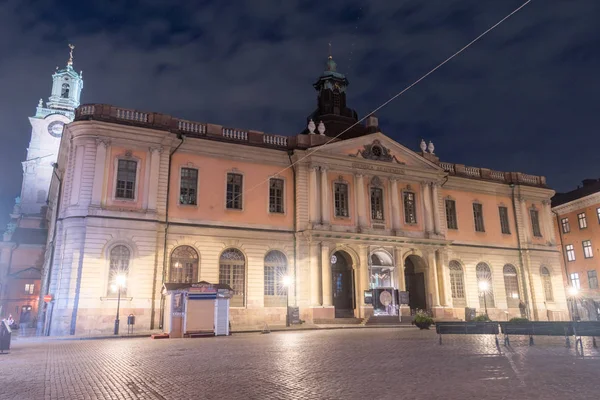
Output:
69,144,85,206
321,242,332,307
320,167,331,226
519,196,531,244
91,139,109,206
435,250,448,307
390,178,401,232
427,251,440,307
147,147,162,211
431,183,441,235
394,247,406,291
310,240,321,305
542,200,555,244
309,166,321,225
422,182,433,233
358,244,372,318
356,174,367,229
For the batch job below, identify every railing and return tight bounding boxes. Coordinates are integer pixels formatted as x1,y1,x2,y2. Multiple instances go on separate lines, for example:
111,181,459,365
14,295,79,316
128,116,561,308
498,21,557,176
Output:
464,166,481,178
222,128,248,141
78,105,95,116
439,162,455,173
520,174,540,186
490,170,505,181
115,108,149,123
263,134,288,147
177,119,206,135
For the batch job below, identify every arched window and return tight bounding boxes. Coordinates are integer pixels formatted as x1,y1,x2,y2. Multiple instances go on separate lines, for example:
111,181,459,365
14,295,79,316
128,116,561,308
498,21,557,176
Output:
108,245,130,296
61,83,70,98
219,249,245,307
264,250,288,307
541,267,554,302
503,264,520,307
476,262,495,308
169,246,199,283
449,261,466,306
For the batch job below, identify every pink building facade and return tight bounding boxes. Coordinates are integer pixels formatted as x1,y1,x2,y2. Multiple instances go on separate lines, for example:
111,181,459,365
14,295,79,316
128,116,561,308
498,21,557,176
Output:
42,57,569,335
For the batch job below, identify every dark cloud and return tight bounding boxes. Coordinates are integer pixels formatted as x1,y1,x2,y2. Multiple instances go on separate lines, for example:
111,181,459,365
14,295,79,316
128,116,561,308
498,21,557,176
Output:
1,0,599,226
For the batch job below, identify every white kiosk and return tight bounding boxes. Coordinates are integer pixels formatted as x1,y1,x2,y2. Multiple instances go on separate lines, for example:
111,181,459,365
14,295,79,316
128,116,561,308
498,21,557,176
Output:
163,281,233,338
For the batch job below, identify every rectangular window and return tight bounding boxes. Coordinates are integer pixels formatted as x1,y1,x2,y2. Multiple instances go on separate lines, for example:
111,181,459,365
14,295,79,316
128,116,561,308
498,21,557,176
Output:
578,212,587,229
530,209,542,237
403,192,417,224
583,240,593,259
179,168,198,205
226,173,243,210
370,187,384,221
115,159,137,199
24,284,34,295
334,183,349,217
499,206,510,234
561,218,570,234
588,270,598,290
566,244,575,261
445,199,458,230
570,273,581,289
269,178,284,213
473,203,485,232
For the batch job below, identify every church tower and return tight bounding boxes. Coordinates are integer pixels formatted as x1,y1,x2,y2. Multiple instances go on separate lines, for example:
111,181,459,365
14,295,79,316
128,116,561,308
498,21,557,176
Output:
18,44,83,215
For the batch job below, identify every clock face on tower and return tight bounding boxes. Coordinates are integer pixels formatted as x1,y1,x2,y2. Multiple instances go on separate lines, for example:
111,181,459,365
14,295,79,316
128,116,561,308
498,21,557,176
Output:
48,121,65,138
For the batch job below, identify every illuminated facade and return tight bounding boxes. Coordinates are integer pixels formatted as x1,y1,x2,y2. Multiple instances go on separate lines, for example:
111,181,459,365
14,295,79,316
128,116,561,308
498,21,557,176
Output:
0,45,83,323
552,179,600,320
42,56,568,335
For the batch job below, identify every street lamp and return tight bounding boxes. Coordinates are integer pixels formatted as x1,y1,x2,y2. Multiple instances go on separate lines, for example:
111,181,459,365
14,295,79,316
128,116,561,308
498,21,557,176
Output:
568,286,579,321
479,280,490,317
113,274,127,335
282,275,292,327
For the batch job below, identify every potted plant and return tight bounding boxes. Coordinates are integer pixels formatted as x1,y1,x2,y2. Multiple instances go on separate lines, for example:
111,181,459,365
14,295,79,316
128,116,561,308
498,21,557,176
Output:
413,310,434,330
473,314,491,322
508,317,529,323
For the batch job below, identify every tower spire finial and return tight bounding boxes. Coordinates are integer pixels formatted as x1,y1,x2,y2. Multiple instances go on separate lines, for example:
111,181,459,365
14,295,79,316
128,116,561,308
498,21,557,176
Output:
67,44,75,67
328,42,332,60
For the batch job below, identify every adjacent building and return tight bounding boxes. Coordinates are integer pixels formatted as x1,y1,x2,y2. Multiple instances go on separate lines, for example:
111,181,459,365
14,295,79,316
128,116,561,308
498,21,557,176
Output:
552,179,600,320
40,54,568,335
0,46,83,324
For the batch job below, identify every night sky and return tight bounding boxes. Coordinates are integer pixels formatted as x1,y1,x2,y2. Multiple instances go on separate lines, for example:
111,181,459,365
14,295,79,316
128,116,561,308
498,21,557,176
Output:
1,0,599,226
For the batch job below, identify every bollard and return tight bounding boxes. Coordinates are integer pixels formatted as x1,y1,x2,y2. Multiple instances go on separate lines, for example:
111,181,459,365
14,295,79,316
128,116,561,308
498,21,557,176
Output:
438,334,442,345
504,335,510,346
593,337,597,348
565,335,571,348
529,335,534,346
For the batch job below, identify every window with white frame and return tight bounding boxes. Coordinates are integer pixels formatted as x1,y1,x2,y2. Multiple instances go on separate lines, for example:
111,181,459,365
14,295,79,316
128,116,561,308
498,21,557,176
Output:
169,246,199,283
219,249,245,307
583,240,593,258
269,178,284,213
498,206,510,234
370,187,384,221
476,262,495,308
264,250,288,307
503,264,520,307
108,245,130,296
578,212,587,229
541,267,554,302
226,173,243,210
561,217,570,234
570,272,581,289
473,203,485,232
565,244,576,261
334,182,349,217
445,199,458,230
115,160,137,199
403,192,416,224
588,270,598,290
180,168,198,205
530,209,542,237
24,283,34,295
448,261,465,306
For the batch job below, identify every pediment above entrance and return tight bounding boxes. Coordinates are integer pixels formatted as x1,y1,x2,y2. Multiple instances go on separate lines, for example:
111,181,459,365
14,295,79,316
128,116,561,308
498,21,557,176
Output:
315,132,442,172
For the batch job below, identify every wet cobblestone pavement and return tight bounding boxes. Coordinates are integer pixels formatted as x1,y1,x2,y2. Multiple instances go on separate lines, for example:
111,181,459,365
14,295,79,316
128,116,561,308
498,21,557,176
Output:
1,328,599,399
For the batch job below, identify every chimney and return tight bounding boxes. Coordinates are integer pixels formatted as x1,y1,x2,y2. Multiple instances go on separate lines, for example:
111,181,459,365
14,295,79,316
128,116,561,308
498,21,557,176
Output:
365,114,379,132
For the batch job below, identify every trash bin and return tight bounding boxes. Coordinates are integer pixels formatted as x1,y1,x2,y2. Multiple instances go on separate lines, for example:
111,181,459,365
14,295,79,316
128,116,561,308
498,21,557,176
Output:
127,315,135,325
1,320,12,354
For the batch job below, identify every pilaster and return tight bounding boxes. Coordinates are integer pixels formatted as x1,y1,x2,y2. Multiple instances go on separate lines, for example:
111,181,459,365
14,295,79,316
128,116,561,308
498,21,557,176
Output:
147,147,162,211
309,166,321,226
320,167,331,226
91,139,109,206
321,242,332,306
390,178,401,232
356,174,368,230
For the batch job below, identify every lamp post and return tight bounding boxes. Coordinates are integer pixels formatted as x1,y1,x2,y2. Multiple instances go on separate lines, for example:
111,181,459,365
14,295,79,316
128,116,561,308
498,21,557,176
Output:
568,286,579,322
113,274,127,335
282,275,292,327
479,280,489,317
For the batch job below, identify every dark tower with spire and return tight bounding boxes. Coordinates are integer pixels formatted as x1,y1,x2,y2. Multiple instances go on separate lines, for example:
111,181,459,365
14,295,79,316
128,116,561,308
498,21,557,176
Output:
303,45,375,140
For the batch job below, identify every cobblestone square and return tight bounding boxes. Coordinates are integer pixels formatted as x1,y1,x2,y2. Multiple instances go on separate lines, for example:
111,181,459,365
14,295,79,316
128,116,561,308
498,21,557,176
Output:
1,328,599,399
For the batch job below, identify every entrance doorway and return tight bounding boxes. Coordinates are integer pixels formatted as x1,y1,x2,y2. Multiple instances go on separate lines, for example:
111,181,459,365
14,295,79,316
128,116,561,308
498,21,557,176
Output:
404,256,427,311
369,251,397,316
331,251,355,318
